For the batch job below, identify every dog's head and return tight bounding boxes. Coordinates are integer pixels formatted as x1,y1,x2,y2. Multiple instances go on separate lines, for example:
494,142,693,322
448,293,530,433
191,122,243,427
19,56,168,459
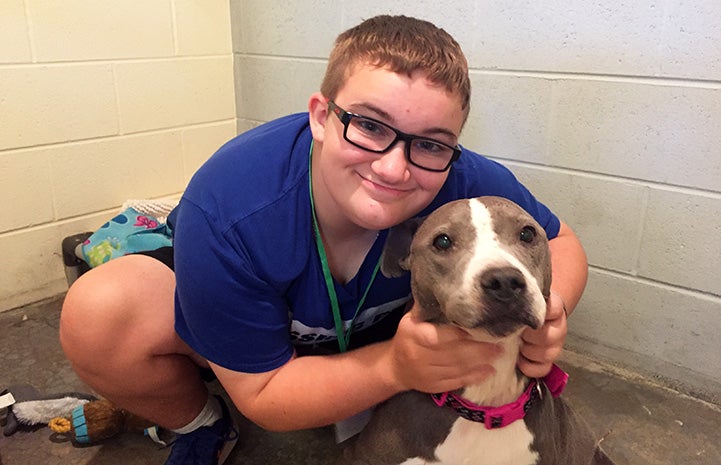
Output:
382,196,552,339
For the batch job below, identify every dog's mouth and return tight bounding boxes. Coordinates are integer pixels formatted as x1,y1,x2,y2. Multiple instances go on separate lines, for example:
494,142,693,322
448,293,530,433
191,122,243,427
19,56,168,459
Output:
464,305,543,338
428,291,545,337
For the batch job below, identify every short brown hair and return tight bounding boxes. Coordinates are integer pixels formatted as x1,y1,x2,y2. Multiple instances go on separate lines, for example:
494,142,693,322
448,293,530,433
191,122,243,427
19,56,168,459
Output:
321,15,471,120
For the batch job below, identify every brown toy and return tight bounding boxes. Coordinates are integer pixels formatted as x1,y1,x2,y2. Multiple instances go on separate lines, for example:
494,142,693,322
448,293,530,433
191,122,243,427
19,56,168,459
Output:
49,398,158,445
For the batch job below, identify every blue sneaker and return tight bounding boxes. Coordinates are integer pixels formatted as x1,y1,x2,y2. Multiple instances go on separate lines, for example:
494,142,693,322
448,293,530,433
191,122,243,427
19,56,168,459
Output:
164,396,239,465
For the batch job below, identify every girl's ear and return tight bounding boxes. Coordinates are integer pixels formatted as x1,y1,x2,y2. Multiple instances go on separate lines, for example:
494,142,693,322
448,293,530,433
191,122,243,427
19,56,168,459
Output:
307,92,329,143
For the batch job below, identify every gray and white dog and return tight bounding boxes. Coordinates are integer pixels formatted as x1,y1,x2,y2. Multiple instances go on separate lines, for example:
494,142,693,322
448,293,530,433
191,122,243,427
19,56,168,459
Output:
342,196,614,465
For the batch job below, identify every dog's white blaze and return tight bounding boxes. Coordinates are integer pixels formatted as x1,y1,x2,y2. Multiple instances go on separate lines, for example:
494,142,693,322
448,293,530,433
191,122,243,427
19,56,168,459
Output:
398,420,539,465
465,199,546,323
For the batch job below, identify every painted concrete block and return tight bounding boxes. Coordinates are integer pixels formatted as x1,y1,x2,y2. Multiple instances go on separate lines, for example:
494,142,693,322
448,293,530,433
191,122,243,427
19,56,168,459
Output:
181,121,237,184
506,163,647,273
115,57,235,133
234,56,325,121
0,149,54,233
573,269,721,385
463,1,664,76
340,1,476,43
638,188,721,296
27,0,173,61
175,0,232,56
231,0,339,57
462,74,553,162
0,212,110,312
48,132,185,219
0,65,118,150
0,0,32,63
236,118,265,136
551,79,721,192
662,0,721,80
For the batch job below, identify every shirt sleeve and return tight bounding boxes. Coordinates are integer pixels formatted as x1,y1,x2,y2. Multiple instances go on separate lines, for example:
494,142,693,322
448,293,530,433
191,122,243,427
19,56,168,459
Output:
172,198,294,373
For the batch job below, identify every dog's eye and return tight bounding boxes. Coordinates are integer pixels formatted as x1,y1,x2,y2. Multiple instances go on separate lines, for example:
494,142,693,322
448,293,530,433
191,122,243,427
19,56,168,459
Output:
519,226,536,243
433,234,453,250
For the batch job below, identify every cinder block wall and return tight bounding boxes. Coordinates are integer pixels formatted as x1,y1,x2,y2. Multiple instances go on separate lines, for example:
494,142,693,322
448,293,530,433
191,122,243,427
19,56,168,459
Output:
0,0,237,311
2,0,719,403
230,1,721,401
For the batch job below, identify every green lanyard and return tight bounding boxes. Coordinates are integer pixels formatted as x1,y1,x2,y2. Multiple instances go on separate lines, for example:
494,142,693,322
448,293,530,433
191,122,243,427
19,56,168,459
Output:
308,143,382,352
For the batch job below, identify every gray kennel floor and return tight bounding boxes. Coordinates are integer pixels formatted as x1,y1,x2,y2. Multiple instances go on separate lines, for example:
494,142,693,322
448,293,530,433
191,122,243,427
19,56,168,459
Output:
1,296,720,465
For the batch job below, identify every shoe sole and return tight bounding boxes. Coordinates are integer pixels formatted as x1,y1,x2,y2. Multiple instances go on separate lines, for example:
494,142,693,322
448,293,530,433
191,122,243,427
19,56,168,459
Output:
217,419,239,465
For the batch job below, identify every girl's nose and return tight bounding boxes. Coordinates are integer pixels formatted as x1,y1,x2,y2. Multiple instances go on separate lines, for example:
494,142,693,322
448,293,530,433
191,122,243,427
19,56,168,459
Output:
370,141,411,183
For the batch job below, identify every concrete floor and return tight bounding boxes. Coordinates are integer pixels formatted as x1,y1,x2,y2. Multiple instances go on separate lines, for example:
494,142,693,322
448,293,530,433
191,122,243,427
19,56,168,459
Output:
1,296,720,465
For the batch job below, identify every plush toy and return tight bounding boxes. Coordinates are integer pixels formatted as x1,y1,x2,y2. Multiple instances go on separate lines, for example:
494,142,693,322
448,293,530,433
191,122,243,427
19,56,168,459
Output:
1,384,95,437
48,398,160,445
1,385,163,446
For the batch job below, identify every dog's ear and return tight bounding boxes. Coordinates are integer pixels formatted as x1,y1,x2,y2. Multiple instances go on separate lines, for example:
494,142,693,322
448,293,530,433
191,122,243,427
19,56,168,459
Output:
380,217,425,278
543,256,553,299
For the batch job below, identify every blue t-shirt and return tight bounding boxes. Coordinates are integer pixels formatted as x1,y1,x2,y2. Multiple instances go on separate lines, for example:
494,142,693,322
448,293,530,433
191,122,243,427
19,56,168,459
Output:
173,113,560,373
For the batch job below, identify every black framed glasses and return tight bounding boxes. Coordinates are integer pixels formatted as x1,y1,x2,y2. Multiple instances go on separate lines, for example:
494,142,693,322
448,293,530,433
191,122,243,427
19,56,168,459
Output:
328,101,461,172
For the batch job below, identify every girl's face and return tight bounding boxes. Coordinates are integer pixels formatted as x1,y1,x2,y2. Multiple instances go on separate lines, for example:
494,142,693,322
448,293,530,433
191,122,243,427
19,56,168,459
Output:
309,64,466,234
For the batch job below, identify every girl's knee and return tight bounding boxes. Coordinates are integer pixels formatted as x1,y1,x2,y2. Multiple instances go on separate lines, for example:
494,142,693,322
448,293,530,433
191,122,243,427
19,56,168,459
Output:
60,256,176,365
60,274,119,364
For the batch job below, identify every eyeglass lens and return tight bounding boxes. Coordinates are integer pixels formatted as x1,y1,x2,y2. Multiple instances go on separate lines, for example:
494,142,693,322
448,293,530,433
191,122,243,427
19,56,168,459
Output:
345,115,457,172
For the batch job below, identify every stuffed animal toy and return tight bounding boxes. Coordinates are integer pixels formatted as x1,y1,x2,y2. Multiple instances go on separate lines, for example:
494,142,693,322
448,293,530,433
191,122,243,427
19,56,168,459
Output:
1,385,95,437
48,398,160,445
1,385,162,446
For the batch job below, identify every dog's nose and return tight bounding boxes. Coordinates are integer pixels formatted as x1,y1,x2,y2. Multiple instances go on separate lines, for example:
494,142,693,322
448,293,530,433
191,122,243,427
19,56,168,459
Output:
480,267,526,302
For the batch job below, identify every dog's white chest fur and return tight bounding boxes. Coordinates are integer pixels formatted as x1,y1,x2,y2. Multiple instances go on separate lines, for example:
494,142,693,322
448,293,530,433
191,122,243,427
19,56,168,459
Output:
398,418,538,465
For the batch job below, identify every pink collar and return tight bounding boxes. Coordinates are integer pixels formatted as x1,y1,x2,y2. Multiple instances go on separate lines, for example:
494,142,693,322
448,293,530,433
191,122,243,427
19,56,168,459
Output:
431,364,569,429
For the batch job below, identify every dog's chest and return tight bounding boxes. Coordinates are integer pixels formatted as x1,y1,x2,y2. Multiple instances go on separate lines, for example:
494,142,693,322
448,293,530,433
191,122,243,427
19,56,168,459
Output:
398,418,538,465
